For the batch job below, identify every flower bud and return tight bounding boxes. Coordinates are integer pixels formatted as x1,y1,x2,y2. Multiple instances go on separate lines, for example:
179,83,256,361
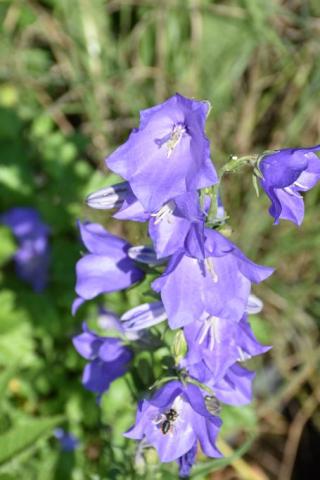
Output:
246,294,263,314
121,302,166,331
86,182,129,210
171,330,187,364
127,245,164,266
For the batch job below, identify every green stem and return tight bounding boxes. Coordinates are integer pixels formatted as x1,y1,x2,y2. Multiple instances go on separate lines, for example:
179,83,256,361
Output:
219,154,258,177
186,376,216,396
207,183,219,225
148,375,178,391
206,154,258,225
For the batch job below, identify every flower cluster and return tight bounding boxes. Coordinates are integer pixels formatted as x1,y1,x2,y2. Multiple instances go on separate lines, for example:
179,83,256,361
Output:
73,93,320,476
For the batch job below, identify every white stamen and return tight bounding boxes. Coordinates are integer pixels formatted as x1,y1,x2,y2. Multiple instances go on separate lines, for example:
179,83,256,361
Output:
197,315,220,351
294,181,307,190
204,258,219,283
166,124,186,158
283,186,302,198
151,201,176,225
237,346,252,362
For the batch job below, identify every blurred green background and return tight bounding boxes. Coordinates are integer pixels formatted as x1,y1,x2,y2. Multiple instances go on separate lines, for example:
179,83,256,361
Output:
0,0,320,479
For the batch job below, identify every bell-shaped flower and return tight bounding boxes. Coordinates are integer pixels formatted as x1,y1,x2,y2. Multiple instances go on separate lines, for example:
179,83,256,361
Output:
1,207,50,292
86,181,206,259
187,362,255,407
259,144,320,225
182,314,270,383
152,228,273,328
74,222,144,311
106,93,218,212
148,191,206,259
125,381,222,463
73,323,132,395
119,294,263,333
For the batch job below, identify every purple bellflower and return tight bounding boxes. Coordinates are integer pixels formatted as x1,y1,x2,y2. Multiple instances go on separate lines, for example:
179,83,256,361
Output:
259,145,320,225
148,191,205,259
187,362,255,407
87,182,206,259
1,207,50,292
119,294,263,333
213,364,255,406
125,381,222,463
73,222,144,312
152,228,273,329
182,314,270,382
106,93,218,212
73,323,132,395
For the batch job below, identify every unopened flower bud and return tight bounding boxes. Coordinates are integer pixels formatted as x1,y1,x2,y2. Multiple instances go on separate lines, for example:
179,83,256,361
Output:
171,330,187,364
128,245,164,266
86,182,129,210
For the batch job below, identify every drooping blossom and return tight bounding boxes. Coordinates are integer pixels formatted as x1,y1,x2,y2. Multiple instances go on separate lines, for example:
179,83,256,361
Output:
1,207,50,292
152,228,273,329
259,145,320,225
73,323,132,395
125,381,222,463
88,182,206,259
119,294,263,333
187,362,255,406
182,314,270,382
148,192,205,259
106,93,218,211
73,221,144,312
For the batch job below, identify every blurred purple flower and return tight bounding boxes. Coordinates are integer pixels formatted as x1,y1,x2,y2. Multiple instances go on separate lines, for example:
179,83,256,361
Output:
73,323,132,395
125,381,222,463
73,222,144,312
152,229,273,329
106,93,218,212
54,428,79,452
1,207,50,292
259,145,320,225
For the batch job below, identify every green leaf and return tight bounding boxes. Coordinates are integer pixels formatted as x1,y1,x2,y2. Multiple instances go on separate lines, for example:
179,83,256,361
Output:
221,404,258,436
0,365,17,401
0,227,16,267
0,416,64,468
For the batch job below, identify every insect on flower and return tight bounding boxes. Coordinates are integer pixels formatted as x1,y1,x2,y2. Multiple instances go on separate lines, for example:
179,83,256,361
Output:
205,395,221,416
154,408,179,435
